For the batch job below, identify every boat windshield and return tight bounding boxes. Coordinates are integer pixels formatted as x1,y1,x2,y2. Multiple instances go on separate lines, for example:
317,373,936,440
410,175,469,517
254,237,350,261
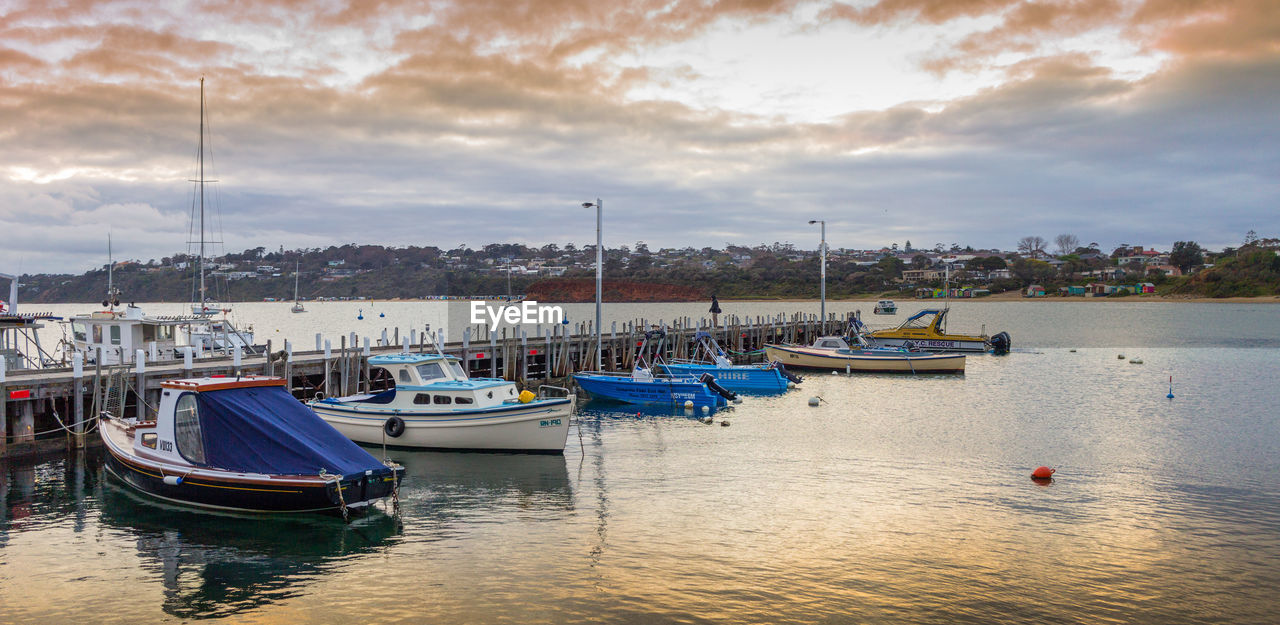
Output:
898,311,939,330
416,362,447,382
448,360,468,380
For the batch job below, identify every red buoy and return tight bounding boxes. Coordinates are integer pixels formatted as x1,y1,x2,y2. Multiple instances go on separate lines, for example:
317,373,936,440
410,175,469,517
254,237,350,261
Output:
1031,466,1055,479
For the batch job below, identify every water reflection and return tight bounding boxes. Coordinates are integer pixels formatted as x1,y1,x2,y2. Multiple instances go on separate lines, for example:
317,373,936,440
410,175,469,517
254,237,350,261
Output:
385,449,574,521
96,484,401,619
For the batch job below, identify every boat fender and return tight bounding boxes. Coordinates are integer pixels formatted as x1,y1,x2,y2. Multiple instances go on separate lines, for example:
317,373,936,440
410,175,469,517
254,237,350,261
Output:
772,361,803,384
314,392,325,401
518,390,536,403
162,475,183,486
384,416,406,438
1031,466,1055,480
698,373,737,401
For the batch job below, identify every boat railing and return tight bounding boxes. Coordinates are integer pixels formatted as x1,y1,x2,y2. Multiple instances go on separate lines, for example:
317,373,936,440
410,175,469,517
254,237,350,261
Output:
538,385,572,399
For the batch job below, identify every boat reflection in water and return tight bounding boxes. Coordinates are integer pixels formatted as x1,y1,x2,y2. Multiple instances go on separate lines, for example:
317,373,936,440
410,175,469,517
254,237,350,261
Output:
96,484,401,620
384,449,574,520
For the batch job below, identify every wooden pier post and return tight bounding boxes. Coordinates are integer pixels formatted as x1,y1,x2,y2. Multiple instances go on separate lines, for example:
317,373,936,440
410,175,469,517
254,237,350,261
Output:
1,358,7,457
135,350,146,421
362,337,372,393
339,336,348,397
323,339,333,398
183,347,193,378
489,330,497,378
71,353,84,448
544,329,552,382
16,400,33,443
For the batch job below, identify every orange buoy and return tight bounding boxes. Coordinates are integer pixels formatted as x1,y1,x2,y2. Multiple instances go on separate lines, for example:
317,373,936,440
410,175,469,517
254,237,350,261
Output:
1031,466,1055,479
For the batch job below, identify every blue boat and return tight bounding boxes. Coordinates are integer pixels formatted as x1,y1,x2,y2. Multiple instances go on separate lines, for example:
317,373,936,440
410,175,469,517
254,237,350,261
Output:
572,329,736,409
658,331,799,393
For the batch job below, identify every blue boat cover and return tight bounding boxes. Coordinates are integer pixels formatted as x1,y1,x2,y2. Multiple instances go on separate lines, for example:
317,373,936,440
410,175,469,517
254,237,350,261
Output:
196,386,386,478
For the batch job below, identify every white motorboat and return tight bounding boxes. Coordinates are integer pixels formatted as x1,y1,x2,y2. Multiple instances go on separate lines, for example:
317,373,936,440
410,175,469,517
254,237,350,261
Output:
310,353,575,453
873,299,897,315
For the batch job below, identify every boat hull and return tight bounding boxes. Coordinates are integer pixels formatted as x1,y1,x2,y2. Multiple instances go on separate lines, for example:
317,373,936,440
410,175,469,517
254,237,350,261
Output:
311,398,574,453
763,344,965,373
573,374,728,408
100,419,399,515
657,363,789,393
865,336,987,352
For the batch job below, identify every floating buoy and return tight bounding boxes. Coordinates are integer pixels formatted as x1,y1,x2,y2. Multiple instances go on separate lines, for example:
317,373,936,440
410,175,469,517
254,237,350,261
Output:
787,381,796,389
808,397,820,406
732,397,742,404
1167,376,1175,399
636,412,642,417
1068,348,1076,352
1129,357,1143,364
1031,466,1055,479
683,400,694,409
379,312,385,318
162,475,183,486
831,370,838,375
700,405,709,414
720,420,730,427
700,415,713,424
1117,354,1124,359
357,309,364,320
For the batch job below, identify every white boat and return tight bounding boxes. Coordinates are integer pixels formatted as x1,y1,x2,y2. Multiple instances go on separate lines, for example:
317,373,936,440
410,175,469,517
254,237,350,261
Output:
763,336,965,373
873,299,897,315
310,353,575,453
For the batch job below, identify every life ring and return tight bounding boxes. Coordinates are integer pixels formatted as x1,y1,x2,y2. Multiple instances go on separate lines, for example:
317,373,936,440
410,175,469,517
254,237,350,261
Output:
383,416,406,438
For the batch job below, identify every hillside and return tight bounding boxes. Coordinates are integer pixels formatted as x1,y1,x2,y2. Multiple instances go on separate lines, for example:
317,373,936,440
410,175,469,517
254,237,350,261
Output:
1168,249,1280,298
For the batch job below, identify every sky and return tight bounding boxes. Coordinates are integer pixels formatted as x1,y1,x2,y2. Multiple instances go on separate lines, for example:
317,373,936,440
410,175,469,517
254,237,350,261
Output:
1,0,1277,274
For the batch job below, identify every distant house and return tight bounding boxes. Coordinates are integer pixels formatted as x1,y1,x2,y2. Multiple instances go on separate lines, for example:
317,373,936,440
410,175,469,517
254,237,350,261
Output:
1025,284,1046,297
1066,285,1087,296
1146,264,1182,276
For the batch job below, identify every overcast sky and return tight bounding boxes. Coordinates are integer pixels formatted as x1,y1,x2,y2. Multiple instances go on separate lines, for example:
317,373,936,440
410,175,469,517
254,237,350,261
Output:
2,0,1277,273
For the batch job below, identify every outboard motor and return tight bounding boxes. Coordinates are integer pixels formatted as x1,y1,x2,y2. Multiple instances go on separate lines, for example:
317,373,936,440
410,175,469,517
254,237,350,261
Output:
771,360,803,384
698,373,738,401
989,331,1011,355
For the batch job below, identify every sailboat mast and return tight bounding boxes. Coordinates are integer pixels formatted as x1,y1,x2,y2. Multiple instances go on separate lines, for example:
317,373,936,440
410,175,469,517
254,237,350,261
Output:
107,233,113,308
198,77,207,312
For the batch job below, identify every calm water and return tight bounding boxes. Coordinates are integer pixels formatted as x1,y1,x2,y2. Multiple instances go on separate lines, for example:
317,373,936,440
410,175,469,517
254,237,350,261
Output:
4,302,1280,623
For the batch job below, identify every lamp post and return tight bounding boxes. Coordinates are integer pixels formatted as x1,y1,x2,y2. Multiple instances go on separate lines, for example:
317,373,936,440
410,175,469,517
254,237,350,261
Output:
809,219,826,334
582,199,603,370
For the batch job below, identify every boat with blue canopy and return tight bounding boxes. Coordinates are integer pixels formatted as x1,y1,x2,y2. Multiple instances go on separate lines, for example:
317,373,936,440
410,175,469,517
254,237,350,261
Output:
310,352,574,453
657,331,799,393
99,376,404,517
573,329,737,409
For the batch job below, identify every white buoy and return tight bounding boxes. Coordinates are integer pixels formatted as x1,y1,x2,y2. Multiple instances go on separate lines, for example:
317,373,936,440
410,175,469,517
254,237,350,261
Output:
787,381,796,388
732,397,742,404
700,405,709,414
701,415,713,424
1129,357,1143,364
808,397,820,406
684,400,694,409
831,370,838,375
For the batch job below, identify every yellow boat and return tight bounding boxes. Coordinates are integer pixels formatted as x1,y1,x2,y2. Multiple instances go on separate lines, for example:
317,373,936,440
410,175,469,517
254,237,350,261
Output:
864,308,1010,353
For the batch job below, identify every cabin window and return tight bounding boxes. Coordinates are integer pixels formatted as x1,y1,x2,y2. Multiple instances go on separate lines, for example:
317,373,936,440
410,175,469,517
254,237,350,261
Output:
73,322,88,342
92,325,103,344
448,361,467,379
820,340,841,349
109,325,122,345
433,395,452,404
416,362,447,381
173,394,206,464
398,369,411,383
140,432,157,449
454,396,473,405
413,393,432,405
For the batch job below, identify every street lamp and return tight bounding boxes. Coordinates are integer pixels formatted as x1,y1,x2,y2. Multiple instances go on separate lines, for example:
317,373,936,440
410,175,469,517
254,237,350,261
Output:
809,220,826,334
582,199,603,370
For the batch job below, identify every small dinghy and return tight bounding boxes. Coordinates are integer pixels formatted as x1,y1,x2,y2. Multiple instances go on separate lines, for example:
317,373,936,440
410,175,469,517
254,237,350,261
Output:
100,376,404,516
573,329,736,409
658,331,797,393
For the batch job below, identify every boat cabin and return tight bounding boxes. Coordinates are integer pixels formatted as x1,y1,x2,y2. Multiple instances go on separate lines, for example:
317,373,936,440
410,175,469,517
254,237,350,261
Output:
68,306,184,365
356,353,520,409
810,336,854,350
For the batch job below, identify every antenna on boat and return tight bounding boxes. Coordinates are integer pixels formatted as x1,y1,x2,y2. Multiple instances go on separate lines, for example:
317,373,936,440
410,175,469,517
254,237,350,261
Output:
104,233,121,309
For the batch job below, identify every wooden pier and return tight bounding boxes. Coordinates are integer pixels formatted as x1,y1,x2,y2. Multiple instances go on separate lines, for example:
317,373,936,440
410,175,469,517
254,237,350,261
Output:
1,312,837,459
